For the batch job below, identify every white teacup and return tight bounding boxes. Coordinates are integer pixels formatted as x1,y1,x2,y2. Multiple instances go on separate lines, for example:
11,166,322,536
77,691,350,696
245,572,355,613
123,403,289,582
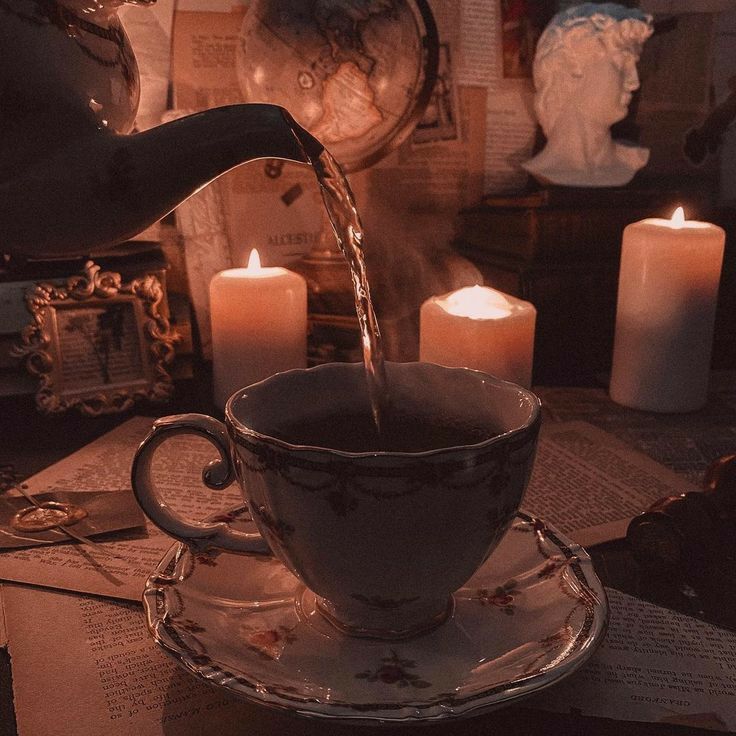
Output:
132,362,541,639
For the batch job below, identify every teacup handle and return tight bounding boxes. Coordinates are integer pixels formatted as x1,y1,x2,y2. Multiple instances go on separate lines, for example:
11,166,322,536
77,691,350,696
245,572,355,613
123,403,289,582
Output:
131,414,270,554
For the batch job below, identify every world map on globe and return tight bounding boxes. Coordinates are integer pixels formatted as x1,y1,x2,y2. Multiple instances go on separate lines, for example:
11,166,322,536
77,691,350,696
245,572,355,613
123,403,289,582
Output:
236,0,437,172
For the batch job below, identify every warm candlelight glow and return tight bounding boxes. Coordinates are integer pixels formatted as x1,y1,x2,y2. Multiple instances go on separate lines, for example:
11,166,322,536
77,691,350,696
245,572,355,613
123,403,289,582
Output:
247,248,262,271
440,285,513,320
221,249,280,280
420,285,536,387
209,256,307,409
657,206,709,230
611,211,726,411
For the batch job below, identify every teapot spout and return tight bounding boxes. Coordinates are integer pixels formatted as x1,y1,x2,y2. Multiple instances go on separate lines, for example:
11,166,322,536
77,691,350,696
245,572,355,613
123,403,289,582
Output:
0,104,324,258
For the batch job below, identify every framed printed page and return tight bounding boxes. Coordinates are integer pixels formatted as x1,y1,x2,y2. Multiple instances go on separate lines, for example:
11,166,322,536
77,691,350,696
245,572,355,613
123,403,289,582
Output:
14,261,177,415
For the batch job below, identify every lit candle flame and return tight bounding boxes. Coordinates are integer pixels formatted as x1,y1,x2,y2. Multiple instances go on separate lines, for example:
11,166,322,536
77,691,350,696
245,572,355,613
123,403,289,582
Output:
671,206,686,228
441,285,512,319
247,248,262,272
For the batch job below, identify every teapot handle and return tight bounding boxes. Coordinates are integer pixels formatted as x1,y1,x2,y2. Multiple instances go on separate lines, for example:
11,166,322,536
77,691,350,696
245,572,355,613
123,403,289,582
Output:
131,414,270,554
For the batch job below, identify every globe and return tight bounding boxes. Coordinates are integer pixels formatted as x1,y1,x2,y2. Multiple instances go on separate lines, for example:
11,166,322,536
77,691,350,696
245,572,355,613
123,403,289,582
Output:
235,0,438,172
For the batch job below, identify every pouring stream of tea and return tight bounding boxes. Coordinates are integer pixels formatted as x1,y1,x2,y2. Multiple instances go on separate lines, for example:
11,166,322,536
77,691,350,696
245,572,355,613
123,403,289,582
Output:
302,145,388,431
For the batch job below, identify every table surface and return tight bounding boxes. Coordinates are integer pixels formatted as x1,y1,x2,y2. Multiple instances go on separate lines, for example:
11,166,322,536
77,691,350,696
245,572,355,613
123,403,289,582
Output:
1,371,735,736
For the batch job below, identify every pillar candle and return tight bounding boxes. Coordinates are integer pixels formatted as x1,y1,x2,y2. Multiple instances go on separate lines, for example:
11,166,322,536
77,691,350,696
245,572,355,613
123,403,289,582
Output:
210,249,307,410
419,285,536,387
610,207,725,412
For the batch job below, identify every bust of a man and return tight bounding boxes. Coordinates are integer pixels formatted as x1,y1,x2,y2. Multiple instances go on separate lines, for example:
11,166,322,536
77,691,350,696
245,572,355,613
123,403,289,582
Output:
522,3,653,188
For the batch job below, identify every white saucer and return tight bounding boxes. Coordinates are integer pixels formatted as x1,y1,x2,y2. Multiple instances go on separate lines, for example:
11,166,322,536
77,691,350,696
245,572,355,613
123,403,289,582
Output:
143,508,607,724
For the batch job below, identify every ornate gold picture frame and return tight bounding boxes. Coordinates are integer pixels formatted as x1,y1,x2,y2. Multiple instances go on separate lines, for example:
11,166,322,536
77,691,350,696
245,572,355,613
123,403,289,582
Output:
14,261,178,415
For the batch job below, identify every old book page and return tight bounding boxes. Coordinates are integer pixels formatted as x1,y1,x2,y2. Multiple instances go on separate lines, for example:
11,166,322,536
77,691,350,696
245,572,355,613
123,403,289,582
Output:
3,585,257,736
4,584,412,736
523,421,695,547
0,417,695,604
460,0,540,194
535,380,736,486
0,417,241,602
363,1,487,217
6,583,735,734
530,588,736,731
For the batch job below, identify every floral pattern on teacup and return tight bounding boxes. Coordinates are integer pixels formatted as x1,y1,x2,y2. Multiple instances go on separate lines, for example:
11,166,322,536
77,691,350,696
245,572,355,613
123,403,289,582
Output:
233,420,537,490
325,486,360,516
250,504,295,545
233,443,532,529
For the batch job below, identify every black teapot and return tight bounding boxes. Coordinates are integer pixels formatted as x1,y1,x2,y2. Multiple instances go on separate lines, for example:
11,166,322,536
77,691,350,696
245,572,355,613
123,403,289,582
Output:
0,0,322,258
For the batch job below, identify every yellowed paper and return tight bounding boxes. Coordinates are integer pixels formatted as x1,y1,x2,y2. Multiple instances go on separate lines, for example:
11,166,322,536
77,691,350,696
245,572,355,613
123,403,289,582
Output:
4,585,264,736
524,421,696,548
171,7,323,269
367,1,486,215
168,0,516,270
341,2,488,267
54,304,146,392
458,0,498,86
461,0,539,193
119,0,175,131
531,588,736,732
362,86,487,218
0,417,241,602
7,583,735,734
484,83,536,194
14,415,152,494
0,416,717,733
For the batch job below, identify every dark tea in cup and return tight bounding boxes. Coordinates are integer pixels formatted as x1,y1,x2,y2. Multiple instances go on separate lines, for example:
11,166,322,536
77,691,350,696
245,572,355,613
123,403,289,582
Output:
133,362,541,639
271,410,498,453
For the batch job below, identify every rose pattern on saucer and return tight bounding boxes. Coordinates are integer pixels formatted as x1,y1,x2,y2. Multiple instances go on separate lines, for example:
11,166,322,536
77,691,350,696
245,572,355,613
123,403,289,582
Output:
463,517,599,631
538,557,567,580
244,625,297,661
193,551,220,567
144,508,608,723
355,650,432,689
472,579,519,615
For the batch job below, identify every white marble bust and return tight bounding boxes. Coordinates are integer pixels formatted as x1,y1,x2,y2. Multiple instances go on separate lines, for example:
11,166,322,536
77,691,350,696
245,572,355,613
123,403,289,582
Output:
522,3,653,188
